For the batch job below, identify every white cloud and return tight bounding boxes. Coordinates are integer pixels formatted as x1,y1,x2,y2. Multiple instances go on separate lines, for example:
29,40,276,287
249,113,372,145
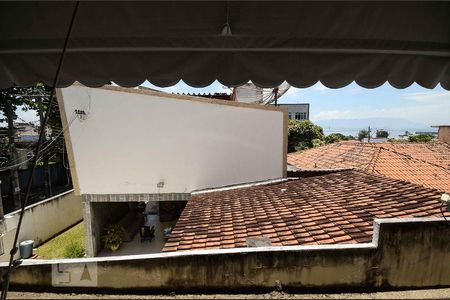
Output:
400,91,450,103
314,110,351,120
346,86,364,95
381,103,450,125
312,99,450,126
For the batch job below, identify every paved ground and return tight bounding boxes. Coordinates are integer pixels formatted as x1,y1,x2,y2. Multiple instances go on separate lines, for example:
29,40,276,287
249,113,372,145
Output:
8,288,450,299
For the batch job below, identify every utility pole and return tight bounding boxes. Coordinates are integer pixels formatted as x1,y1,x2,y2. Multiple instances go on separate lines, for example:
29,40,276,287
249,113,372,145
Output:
368,126,371,142
37,98,51,197
6,100,21,210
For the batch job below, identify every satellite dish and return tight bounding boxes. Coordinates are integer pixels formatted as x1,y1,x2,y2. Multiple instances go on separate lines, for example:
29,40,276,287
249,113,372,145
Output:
230,82,291,104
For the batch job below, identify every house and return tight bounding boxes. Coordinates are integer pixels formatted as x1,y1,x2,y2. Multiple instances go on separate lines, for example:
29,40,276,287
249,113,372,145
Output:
57,84,288,257
163,169,446,252
287,141,450,192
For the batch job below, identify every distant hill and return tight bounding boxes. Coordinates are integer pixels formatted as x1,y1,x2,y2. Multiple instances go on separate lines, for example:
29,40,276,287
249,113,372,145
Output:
315,118,429,131
314,118,436,138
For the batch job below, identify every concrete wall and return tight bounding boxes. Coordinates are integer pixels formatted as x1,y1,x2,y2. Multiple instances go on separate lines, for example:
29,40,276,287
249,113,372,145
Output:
1,218,450,292
58,84,286,195
0,190,82,262
375,218,450,288
0,163,72,214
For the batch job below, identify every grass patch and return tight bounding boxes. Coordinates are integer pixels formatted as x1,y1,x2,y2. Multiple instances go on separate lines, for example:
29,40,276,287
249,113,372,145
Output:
36,222,85,259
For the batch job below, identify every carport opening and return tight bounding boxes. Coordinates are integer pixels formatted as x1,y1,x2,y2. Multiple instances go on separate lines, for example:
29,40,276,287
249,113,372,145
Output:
91,201,186,256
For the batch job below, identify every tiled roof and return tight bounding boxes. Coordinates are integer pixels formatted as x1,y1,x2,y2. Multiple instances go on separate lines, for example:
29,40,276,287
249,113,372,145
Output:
379,142,450,168
287,141,450,192
163,170,447,252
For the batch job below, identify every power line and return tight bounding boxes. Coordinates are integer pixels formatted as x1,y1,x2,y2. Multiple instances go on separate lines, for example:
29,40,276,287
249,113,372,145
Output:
0,113,75,171
1,2,80,297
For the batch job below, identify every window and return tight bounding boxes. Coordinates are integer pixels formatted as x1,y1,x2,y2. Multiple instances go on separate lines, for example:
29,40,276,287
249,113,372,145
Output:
295,112,307,120
288,113,292,119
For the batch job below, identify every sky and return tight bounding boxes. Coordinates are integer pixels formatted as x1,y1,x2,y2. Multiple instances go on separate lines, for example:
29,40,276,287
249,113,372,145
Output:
141,80,450,127
15,80,450,128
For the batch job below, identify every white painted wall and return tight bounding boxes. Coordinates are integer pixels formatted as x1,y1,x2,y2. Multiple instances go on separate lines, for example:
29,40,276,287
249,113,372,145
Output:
59,85,285,195
0,190,82,262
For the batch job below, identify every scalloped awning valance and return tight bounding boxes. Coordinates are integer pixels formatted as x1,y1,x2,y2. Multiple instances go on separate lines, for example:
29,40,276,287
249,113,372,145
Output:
0,1,449,89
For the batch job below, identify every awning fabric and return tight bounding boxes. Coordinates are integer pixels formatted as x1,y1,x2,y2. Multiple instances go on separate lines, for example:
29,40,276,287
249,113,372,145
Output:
0,1,449,89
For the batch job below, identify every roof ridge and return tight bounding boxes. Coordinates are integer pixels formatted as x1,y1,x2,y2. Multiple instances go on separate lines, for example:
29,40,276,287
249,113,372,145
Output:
191,177,298,195
338,142,378,170
367,145,382,173
434,140,450,151
379,145,450,173
351,168,445,194
295,167,354,172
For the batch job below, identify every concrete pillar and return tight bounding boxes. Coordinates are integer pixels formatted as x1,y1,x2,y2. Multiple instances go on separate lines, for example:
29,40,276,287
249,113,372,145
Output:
82,196,95,257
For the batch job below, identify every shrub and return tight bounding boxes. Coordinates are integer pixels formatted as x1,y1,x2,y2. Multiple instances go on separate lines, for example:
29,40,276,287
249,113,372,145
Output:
408,134,434,143
64,242,85,258
324,133,354,144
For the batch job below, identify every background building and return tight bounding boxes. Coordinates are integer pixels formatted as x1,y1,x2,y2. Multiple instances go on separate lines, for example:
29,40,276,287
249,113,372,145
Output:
275,103,310,121
58,84,287,257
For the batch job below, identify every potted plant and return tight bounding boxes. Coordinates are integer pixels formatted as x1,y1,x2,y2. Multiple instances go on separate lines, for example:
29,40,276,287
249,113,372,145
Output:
102,224,124,252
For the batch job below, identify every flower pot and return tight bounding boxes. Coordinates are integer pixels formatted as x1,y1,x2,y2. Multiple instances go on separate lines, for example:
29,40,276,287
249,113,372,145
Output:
110,244,120,252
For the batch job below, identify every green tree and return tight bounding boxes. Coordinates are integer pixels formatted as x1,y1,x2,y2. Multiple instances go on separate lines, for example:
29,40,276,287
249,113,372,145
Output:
408,134,434,143
288,120,324,152
312,138,326,148
0,84,56,207
376,129,389,138
358,129,369,141
0,87,37,209
324,133,354,144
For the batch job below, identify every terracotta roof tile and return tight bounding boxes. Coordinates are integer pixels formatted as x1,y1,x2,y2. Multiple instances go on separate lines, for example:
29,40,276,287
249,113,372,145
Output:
163,170,449,252
287,141,450,192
